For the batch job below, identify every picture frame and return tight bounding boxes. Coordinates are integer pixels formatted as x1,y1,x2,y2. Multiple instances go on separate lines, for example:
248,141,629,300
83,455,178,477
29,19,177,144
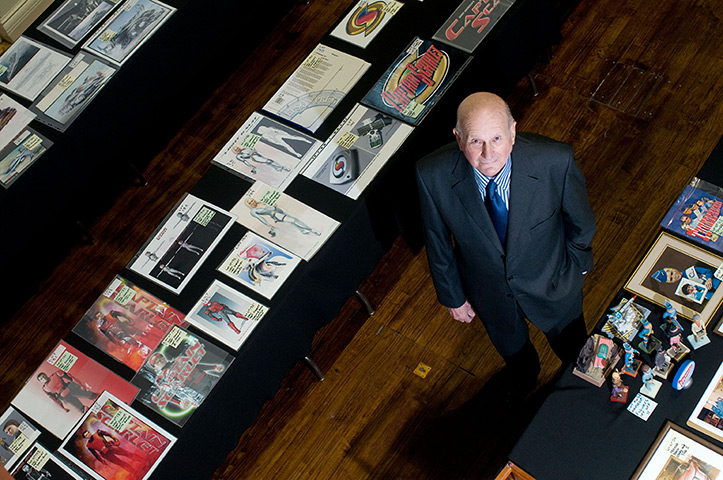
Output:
688,360,723,443
0,36,72,101
624,232,723,325
632,420,723,479
37,0,123,49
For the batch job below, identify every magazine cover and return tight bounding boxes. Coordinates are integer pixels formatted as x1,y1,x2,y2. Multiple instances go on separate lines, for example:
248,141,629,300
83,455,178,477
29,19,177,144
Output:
263,43,370,132
360,37,472,126
211,111,321,190
130,326,234,427
11,341,139,439
9,443,85,480
0,407,40,470
38,0,123,49
329,0,403,48
127,193,236,294
186,279,269,349
0,127,52,188
217,231,301,300
302,104,414,199
0,36,72,102
0,94,35,151
432,0,516,53
30,52,117,132
58,391,176,480
230,181,340,261
73,275,188,371
661,177,723,254
81,0,176,67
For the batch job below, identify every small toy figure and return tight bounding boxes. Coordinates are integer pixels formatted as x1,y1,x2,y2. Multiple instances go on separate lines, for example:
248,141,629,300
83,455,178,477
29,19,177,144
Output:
622,342,641,376
688,314,711,349
660,301,683,338
640,364,662,398
666,321,690,361
637,318,660,353
610,370,628,403
653,345,673,379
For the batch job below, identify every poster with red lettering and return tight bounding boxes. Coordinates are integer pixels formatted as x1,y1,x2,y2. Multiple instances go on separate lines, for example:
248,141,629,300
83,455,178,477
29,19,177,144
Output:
130,326,234,427
360,37,471,126
73,275,188,371
432,0,516,53
58,391,176,480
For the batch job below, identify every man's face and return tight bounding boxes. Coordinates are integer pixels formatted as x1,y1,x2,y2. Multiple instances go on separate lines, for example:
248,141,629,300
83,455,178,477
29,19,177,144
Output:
454,108,516,177
664,268,683,283
4,424,18,436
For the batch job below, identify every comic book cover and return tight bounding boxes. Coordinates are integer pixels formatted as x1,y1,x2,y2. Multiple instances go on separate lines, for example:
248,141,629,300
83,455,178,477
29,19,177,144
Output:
211,112,321,190
217,231,301,300
127,193,236,294
660,177,723,255
57,392,176,480
302,104,413,199
0,94,35,151
186,279,270,349
329,0,403,48
9,443,86,479
11,341,139,439
0,407,40,470
38,0,123,49
230,181,340,261
0,128,52,188
131,326,234,427
432,0,516,53
0,36,72,102
73,275,188,371
263,43,370,132
360,37,472,126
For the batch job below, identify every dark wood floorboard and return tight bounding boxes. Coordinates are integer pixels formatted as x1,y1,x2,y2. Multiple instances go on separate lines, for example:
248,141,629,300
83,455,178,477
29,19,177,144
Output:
2,0,723,478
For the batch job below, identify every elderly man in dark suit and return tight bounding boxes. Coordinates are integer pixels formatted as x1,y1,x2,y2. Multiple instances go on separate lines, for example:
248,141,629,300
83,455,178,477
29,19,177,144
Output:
415,92,596,394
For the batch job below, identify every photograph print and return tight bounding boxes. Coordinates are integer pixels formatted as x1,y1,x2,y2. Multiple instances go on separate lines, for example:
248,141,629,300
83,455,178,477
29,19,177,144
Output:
0,128,52,188
9,443,85,480
0,407,40,470
0,94,35,151
625,232,723,324
38,0,123,49
0,36,71,101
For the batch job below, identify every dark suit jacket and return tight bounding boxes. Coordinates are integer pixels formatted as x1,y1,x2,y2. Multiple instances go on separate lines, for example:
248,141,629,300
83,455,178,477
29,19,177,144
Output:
415,133,596,355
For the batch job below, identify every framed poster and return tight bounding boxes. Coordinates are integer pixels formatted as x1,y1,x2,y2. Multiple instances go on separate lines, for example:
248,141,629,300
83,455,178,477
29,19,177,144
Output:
624,232,723,324
81,0,176,67
688,360,723,443
0,36,72,101
58,391,176,480
329,0,403,48
38,0,123,49
632,421,723,479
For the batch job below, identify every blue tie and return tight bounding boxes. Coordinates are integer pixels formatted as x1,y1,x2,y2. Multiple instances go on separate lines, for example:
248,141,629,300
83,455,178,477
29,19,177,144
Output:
485,177,508,245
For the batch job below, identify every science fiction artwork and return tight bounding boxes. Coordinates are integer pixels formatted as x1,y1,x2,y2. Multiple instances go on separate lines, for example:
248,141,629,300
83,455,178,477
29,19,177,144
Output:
38,0,122,49
217,231,301,300
0,36,72,101
130,326,234,426
432,0,516,53
0,407,40,470
661,177,723,255
211,111,321,190
302,104,413,199
0,94,35,151
9,443,85,480
82,0,175,67
128,193,235,294
0,128,52,188
329,0,403,48
11,341,139,439
186,279,269,349
361,37,471,126
73,275,188,371
58,391,176,480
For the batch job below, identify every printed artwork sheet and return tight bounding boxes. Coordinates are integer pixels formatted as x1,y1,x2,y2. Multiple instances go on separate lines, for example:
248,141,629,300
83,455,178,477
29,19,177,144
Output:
0,94,35,151
302,104,413,199
58,391,176,480
0,407,40,470
128,193,235,294
0,36,72,101
329,0,403,48
688,360,723,443
231,181,340,261
211,112,321,190
186,279,270,349
361,37,471,125
9,443,85,479
11,341,139,439
38,0,123,49
0,127,52,188
82,0,176,67
73,275,188,371
217,231,301,300
263,43,370,132
432,0,516,53
131,326,234,427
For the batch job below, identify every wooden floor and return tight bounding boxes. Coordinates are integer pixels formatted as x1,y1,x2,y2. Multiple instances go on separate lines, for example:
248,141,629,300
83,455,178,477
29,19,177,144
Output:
2,0,723,478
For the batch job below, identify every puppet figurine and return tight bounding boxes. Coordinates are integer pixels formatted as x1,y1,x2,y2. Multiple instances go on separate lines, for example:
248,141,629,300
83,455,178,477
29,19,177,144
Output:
610,370,628,403
660,301,683,338
666,321,690,361
622,342,641,376
637,317,660,353
688,314,711,349
640,364,662,398
653,345,673,379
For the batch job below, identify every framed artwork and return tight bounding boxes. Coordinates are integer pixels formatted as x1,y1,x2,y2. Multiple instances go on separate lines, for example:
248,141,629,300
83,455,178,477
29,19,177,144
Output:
688,360,723,443
38,0,123,49
633,421,723,479
624,232,723,325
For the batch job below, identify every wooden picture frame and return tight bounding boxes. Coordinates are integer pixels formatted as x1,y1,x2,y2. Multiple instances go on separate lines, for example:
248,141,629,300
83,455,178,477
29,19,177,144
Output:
624,232,723,325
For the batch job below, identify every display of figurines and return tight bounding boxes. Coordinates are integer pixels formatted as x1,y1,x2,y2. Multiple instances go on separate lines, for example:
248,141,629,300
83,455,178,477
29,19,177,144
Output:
640,364,662,398
687,313,711,349
660,301,683,338
622,342,642,376
637,317,661,354
653,344,673,379
666,321,690,362
572,334,620,387
610,370,629,403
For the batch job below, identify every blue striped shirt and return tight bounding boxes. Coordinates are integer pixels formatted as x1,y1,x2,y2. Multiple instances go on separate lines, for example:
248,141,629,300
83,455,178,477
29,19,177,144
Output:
472,156,512,209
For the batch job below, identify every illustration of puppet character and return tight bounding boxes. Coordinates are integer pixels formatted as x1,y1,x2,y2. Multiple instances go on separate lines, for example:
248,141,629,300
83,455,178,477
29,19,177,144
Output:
245,198,321,237
651,266,720,301
236,242,287,285
82,428,144,472
19,462,52,480
36,371,98,413
92,309,161,350
232,146,291,173
3,419,20,438
203,300,248,334
256,125,313,157
1,147,34,177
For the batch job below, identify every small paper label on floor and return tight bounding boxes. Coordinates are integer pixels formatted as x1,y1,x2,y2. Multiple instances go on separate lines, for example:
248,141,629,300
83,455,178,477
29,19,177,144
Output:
414,362,431,378
627,393,657,420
